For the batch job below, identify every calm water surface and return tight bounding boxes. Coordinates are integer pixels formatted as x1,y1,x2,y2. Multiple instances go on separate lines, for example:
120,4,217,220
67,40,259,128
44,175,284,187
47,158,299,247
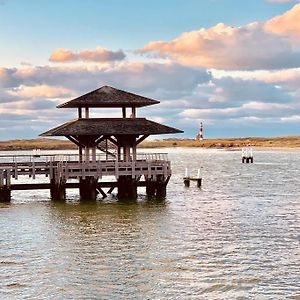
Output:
0,148,299,299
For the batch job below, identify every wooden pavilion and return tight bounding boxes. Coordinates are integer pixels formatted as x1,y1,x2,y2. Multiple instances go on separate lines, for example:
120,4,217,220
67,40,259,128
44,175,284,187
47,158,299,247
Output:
39,85,183,200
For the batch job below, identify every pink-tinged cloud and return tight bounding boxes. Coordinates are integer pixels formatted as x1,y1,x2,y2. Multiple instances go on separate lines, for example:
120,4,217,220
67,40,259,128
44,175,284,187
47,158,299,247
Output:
49,47,126,63
265,3,300,36
7,84,75,99
49,49,77,62
137,4,300,70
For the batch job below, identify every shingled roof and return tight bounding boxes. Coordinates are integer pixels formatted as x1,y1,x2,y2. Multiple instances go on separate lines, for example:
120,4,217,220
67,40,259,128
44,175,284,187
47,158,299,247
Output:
57,86,160,108
40,118,183,136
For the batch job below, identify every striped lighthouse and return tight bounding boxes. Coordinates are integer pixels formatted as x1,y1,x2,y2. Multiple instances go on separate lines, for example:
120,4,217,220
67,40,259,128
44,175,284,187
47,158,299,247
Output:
196,122,204,141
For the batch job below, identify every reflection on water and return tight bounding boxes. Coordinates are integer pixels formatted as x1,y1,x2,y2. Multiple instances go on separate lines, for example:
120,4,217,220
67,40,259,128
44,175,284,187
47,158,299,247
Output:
0,148,299,299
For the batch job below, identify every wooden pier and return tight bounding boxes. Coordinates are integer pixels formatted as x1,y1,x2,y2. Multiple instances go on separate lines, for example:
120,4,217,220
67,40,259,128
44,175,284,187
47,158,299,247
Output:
0,152,171,202
0,86,182,202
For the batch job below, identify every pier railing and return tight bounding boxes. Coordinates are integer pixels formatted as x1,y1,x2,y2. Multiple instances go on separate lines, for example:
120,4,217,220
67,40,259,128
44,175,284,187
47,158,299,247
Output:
0,152,168,164
0,153,171,186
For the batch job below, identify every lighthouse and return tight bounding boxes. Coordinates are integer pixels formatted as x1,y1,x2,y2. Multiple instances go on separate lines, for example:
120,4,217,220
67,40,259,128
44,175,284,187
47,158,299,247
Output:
196,122,204,141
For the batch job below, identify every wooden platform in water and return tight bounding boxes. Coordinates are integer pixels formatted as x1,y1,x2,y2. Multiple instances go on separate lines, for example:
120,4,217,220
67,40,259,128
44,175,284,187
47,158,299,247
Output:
0,153,171,187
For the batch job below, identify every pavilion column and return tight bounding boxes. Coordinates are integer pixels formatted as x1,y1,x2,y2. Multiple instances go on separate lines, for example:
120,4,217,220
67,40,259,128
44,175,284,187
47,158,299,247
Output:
122,107,126,118
79,146,83,163
85,107,89,118
125,145,131,162
132,146,137,161
78,107,82,119
92,147,96,163
131,106,136,118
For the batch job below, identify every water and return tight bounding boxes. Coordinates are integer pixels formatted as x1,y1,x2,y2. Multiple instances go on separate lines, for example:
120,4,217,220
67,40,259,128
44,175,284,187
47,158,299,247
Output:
0,148,299,299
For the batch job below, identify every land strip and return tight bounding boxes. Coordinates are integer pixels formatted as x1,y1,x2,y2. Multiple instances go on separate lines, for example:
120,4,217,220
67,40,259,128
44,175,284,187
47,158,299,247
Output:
0,136,299,151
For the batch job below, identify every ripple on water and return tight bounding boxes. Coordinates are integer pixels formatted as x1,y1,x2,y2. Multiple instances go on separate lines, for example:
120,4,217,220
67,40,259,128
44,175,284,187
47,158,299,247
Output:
0,149,299,299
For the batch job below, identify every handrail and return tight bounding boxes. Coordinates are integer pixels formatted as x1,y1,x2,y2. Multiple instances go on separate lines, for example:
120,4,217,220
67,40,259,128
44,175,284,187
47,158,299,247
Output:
0,152,169,164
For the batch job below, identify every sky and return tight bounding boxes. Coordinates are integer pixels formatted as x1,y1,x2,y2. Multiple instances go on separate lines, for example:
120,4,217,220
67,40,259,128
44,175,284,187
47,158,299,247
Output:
0,0,300,139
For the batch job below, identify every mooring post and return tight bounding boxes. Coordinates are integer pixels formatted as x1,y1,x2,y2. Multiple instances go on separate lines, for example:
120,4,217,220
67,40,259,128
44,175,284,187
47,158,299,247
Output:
184,179,190,187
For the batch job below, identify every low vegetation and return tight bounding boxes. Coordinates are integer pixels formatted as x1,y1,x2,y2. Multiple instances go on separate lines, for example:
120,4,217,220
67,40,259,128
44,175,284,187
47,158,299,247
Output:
0,136,299,151
141,136,300,149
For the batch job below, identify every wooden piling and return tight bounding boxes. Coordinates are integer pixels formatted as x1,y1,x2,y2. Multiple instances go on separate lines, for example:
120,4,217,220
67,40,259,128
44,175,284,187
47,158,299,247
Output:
79,176,98,201
0,186,11,202
156,175,167,198
50,178,66,201
117,175,137,199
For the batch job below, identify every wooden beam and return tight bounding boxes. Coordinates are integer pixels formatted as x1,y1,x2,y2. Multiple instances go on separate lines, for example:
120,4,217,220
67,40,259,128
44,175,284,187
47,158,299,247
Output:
135,134,149,145
66,135,84,148
96,187,107,198
94,135,106,146
107,136,118,146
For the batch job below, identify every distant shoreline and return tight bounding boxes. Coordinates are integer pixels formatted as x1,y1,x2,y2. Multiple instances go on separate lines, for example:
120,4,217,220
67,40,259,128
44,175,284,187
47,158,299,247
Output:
0,137,299,151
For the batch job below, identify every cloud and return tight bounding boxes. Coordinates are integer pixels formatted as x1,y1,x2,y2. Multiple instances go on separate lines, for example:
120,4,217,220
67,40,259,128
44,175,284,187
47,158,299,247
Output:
265,3,300,36
0,58,298,139
137,4,300,70
7,84,75,99
49,47,126,63
0,62,211,98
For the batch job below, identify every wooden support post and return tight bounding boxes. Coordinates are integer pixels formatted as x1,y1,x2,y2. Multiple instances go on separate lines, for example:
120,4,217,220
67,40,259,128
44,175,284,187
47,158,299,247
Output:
79,146,83,163
122,107,126,118
6,170,11,187
80,176,98,201
78,107,82,119
131,106,136,118
156,175,167,198
14,163,18,180
117,175,137,199
145,178,156,198
0,186,11,202
0,170,3,187
32,161,35,180
85,107,89,118
97,161,102,179
50,177,66,201
131,161,135,179
92,147,96,163
49,161,53,179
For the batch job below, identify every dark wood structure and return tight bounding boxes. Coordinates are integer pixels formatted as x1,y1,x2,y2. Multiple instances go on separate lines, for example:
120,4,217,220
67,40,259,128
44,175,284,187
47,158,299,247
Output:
0,86,182,202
